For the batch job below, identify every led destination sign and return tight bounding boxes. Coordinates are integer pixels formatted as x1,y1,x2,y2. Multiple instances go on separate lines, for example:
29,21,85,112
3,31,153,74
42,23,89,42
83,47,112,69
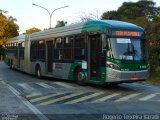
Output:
116,31,140,36
111,31,143,37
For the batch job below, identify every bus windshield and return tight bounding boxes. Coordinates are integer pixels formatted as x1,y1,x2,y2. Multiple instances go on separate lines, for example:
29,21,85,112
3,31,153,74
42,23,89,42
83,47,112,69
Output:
107,38,146,61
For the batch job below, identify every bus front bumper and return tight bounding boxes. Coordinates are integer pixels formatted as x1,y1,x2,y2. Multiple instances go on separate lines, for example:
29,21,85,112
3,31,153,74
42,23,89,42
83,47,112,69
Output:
106,68,148,83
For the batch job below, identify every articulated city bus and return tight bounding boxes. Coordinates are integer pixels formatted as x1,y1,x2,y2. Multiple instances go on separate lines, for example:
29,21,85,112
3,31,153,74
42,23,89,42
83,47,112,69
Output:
5,20,148,85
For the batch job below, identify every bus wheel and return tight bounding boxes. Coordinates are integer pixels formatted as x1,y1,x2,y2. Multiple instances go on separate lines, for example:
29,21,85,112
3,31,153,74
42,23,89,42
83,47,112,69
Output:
75,68,86,86
36,66,42,79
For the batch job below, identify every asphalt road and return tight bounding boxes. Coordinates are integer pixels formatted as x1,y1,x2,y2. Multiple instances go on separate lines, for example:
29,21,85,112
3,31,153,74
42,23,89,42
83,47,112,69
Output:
0,62,160,120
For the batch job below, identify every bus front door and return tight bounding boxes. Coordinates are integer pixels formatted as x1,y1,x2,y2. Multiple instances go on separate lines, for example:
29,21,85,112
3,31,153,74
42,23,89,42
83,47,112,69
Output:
89,34,101,79
46,41,53,73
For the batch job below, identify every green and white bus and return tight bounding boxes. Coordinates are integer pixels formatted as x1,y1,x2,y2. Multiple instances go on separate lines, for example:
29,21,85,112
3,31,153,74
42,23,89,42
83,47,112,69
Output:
5,20,148,85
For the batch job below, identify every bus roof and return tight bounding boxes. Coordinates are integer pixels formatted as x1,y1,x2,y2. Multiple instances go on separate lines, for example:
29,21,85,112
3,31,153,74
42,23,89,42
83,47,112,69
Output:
82,20,144,32
30,20,144,40
6,35,25,43
7,20,144,42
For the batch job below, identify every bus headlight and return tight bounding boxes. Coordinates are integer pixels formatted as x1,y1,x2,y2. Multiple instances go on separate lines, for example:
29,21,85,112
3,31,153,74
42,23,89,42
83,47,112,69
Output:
106,62,120,70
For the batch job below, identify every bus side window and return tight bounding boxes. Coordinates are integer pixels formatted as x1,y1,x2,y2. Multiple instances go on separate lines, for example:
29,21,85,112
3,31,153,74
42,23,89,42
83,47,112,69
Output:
74,34,86,60
54,38,63,60
63,36,72,60
30,41,38,60
38,40,45,61
20,42,24,59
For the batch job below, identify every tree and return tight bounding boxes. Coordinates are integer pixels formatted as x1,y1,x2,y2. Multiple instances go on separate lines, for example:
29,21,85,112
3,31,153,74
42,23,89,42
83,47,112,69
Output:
78,10,99,22
0,12,19,45
6,16,19,39
101,0,160,22
25,27,41,34
101,11,120,20
55,20,67,28
72,10,100,23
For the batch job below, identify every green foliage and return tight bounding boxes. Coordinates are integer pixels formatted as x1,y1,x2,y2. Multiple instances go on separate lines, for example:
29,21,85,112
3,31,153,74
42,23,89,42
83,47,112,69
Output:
102,0,159,21
43,28,52,30
55,20,67,28
101,11,120,20
25,27,41,34
0,13,19,45
101,0,160,76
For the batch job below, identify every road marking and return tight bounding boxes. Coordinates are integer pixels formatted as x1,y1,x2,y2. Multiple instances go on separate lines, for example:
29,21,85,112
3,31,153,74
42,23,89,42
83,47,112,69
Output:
64,92,104,104
130,83,159,90
92,93,121,103
115,93,141,102
18,83,35,91
37,93,83,106
54,82,74,88
6,83,49,120
36,83,55,89
30,93,58,103
26,93,42,98
139,93,158,101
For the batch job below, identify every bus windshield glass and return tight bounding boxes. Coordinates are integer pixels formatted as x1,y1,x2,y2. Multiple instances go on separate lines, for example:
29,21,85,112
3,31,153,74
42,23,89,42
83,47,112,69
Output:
107,38,146,61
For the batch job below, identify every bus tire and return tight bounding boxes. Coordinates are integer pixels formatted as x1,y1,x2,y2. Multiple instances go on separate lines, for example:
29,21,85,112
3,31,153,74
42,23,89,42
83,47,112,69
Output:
35,66,42,79
75,68,86,86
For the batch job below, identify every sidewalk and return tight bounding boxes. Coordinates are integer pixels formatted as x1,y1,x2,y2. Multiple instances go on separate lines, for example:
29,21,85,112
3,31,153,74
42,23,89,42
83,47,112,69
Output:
0,81,39,120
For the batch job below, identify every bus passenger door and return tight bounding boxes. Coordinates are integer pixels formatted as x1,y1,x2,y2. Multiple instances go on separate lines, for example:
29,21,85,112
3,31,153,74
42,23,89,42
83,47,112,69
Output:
89,34,101,79
46,41,53,73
